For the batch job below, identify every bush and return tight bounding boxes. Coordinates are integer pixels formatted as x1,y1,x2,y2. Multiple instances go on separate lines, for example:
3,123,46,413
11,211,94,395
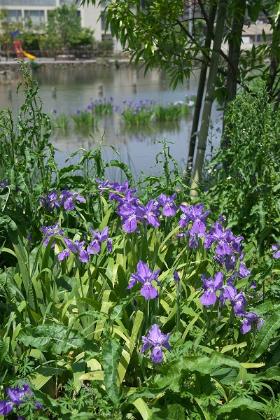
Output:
21,32,42,52
206,87,280,253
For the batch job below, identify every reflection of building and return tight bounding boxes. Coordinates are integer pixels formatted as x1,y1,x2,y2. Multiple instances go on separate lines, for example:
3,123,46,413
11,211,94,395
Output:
0,0,121,51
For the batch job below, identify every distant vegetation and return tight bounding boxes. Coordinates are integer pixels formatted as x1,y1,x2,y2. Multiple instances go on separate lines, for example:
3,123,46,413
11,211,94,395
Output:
0,5,112,59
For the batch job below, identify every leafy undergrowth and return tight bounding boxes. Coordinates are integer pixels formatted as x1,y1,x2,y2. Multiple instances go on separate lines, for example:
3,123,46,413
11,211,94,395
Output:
0,65,280,419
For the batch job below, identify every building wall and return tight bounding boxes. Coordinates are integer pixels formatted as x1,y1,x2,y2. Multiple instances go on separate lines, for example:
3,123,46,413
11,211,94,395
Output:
80,4,103,41
0,0,123,52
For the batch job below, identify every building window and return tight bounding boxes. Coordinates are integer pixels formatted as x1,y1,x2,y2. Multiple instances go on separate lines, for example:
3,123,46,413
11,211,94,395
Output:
59,0,77,5
6,10,22,23
24,10,45,27
0,0,55,5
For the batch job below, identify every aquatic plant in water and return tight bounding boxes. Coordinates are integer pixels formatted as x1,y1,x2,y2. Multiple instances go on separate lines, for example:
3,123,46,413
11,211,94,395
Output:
121,99,190,127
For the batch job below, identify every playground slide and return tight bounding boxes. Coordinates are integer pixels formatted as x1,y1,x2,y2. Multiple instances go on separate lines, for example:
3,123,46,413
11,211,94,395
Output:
23,50,36,61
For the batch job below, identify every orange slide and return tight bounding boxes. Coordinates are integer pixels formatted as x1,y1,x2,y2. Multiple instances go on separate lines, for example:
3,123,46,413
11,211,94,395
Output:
13,40,36,61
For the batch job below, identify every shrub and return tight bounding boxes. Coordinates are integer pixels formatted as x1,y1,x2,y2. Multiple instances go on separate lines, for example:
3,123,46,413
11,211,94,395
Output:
206,87,280,253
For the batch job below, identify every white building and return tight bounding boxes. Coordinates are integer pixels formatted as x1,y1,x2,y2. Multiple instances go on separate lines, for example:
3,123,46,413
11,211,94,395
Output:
0,0,119,48
242,23,272,48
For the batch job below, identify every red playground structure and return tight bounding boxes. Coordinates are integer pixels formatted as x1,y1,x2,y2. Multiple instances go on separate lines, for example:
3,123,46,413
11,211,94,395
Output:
13,39,36,60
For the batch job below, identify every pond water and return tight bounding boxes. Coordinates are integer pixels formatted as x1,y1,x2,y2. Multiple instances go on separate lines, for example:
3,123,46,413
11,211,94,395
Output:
0,64,221,178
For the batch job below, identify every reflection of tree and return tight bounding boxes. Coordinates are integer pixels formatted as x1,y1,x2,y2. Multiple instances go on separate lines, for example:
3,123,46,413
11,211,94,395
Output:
120,120,181,138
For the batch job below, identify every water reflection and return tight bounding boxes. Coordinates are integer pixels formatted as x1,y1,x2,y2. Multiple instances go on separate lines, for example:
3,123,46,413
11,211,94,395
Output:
0,64,221,176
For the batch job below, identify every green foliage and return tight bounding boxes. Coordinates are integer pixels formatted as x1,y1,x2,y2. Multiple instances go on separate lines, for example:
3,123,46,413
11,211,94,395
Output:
41,4,94,54
21,31,43,51
71,111,97,135
206,87,280,251
0,62,55,250
1,65,280,420
122,103,189,127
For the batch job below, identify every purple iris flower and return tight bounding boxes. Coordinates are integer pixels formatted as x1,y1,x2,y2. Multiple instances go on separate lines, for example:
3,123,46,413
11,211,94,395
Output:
232,292,247,315
240,312,264,334
250,281,257,289
58,238,89,263
173,271,180,283
101,182,144,234
141,324,171,363
60,190,86,211
143,200,160,228
200,272,223,306
98,180,165,232
220,282,236,303
41,224,64,246
57,248,71,261
40,191,60,210
96,179,113,192
0,384,41,416
220,282,247,315
87,227,113,254
272,244,280,259
111,190,139,210
0,179,9,189
179,203,209,229
87,239,101,255
41,190,86,211
158,194,177,217
128,261,160,300
118,203,140,233
107,238,113,253
117,199,145,233
0,401,13,415
7,384,32,405
35,401,43,410
205,222,244,271
239,263,251,278
179,203,209,248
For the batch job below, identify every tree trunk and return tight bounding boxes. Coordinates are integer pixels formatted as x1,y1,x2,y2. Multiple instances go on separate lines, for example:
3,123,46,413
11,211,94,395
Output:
225,0,245,102
221,0,245,149
186,3,217,179
267,16,280,101
190,0,227,195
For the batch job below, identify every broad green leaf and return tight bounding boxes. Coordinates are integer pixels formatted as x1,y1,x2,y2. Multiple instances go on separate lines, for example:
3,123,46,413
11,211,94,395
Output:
103,338,121,405
252,313,280,360
118,310,143,384
133,398,152,420
18,325,84,354
217,397,266,414
221,342,247,353
240,362,265,369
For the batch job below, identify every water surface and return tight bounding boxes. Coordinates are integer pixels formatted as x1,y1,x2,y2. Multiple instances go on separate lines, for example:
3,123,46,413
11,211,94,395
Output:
0,64,221,177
